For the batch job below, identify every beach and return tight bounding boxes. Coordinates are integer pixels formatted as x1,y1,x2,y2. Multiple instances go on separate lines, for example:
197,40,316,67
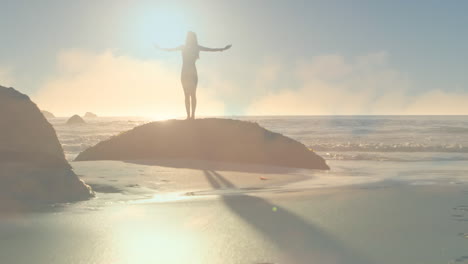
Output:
1,157,468,264
1,115,468,263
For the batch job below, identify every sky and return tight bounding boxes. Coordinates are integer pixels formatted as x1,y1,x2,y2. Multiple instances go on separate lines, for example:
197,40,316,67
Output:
1,0,468,117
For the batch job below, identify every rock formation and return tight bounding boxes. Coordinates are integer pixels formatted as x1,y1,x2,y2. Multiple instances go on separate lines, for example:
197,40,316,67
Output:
75,118,330,170
66,114,86,125
41,110,55,119
84,112,97,118
0,86,94,205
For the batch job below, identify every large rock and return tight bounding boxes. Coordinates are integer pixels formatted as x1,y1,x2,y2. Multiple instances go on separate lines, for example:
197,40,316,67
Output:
66,114,86,125
0,86,94,204
41,110,55,119
75,118,330,170
84,112,98,118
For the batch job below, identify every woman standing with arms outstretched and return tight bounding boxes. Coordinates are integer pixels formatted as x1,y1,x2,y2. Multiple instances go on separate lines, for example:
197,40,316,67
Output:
156,31,231,119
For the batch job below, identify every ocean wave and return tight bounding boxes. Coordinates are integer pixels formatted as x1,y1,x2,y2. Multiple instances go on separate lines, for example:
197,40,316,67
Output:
425,126,468,134
320,152,468,162
62,143,93,153
49,116,468,162
310,142,467,153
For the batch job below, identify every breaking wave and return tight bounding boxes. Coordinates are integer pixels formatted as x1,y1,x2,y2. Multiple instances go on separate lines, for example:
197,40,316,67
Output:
310,142,467,153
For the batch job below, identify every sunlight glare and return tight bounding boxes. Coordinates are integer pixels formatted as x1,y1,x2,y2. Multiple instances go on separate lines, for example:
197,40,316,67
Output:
146,112,182,121
112,207,203,263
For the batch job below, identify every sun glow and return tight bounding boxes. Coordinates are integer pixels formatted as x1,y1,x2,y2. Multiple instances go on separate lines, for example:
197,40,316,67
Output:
148,112,182,121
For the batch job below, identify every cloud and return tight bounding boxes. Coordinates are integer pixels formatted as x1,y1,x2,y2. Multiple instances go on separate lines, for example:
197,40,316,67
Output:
405,90,468,115
247,52,468,115
33,50,225,118
31,50,468,117
0,67,15,87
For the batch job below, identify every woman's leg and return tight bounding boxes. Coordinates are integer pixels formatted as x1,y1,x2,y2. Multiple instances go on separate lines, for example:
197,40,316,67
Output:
184,92,190,119
191,92,197,119
190,76,198,119
182,71,197,120
182,81,191,119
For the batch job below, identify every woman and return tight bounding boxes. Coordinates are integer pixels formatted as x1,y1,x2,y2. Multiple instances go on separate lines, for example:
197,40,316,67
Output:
156,31,231,119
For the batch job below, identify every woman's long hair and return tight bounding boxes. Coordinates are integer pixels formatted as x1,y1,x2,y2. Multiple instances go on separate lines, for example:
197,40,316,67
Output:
184,31,199,60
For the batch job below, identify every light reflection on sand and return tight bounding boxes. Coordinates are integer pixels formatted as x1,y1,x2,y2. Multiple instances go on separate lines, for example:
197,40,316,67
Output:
129,192,197,204
111,207,204,263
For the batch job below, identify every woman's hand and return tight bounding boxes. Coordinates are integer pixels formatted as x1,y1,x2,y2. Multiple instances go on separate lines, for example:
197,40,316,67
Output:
223,44,232,51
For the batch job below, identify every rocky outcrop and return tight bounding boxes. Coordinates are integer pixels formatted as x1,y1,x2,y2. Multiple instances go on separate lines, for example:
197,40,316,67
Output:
75,118,330,170
0,86,94,205
41,110,55,119
66,114,86,125
84,112,97,118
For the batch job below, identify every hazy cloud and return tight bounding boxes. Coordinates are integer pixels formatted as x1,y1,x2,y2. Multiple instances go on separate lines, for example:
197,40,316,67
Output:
33,50,225,118
248,52,468,115
31,50,468,117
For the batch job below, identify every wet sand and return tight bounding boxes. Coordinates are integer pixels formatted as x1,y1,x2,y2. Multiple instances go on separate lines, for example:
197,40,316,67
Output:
1,160,468,264
72,159,309,202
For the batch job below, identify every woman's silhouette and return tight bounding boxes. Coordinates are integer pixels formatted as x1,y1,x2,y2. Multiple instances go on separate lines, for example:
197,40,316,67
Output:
156,31,231,119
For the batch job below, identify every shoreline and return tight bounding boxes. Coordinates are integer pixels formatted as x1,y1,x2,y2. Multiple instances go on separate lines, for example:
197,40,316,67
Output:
71,159,310,201
70,158,468,208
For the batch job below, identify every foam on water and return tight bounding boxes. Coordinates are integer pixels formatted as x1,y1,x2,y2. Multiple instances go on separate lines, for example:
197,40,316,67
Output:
240,115,468,161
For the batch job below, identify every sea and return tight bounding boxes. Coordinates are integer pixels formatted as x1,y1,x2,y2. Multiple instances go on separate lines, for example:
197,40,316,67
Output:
50,115,468,187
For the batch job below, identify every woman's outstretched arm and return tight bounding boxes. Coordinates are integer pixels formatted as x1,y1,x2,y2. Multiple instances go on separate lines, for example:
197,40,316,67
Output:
199,44,232,52
154,44,183,51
